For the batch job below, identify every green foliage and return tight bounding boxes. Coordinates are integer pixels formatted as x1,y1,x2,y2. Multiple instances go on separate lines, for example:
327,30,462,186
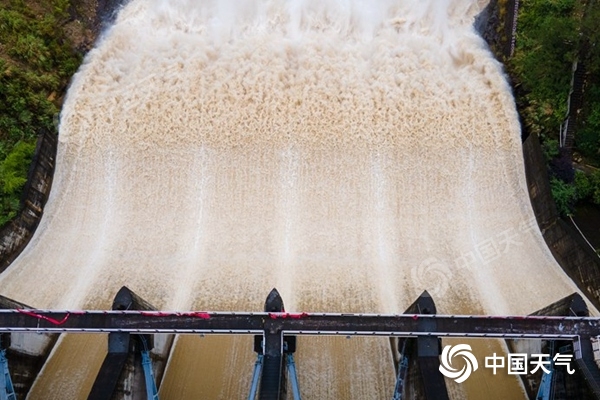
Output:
0,0,83,225
511,0,600,216
550,176,577,216
0,140,35,226
573,169,600,206
0,64,60,143
580,1,600,75
52,0,71,16
511,0,579,137
0,140,35,194
577,85,600,166
574,0,600,167
574,170,593,200
591,171,600,205
541,137,560,161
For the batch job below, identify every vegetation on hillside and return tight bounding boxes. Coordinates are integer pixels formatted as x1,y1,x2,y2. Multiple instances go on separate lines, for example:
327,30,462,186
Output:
509,0,600,216
0,0,83,225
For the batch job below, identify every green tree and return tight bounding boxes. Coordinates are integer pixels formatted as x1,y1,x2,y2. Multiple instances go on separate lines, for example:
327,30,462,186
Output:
591,170,600,205
511,0,579,138
0,140,36,226
574,170,593,200
550,177,577,215
0,0,82,225
512,0,600,210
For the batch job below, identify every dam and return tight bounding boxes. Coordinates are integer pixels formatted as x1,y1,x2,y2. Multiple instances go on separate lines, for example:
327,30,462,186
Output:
0,0,596,398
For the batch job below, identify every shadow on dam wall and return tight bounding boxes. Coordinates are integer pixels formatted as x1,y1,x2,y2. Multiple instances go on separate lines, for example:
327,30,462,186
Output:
0,130,56,274
1,0,599,312
95,0,128,32
523,133,600,311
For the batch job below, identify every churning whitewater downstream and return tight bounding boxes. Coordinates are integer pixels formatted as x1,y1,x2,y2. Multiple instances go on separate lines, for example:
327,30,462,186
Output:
0,0,589,398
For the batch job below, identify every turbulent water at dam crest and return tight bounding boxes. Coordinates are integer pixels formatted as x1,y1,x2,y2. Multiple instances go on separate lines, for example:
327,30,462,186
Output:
0,0,587,398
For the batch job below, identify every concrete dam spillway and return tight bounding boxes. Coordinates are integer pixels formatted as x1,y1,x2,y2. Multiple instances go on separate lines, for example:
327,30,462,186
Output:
0,0,591,398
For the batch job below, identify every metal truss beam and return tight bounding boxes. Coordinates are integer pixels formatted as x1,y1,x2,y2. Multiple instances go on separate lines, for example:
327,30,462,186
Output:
0,310,599,339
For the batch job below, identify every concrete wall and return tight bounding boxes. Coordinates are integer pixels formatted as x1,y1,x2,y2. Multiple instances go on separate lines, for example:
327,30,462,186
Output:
522,133,600,310
96,0,127,31
0,130,57,274
476,0,519,61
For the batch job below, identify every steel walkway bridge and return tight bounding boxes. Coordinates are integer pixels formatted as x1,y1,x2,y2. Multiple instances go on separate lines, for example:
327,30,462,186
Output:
0,308,599,338
1,288,600,400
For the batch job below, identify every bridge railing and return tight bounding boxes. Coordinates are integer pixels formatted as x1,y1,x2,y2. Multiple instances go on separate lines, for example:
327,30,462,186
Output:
0,309,598,339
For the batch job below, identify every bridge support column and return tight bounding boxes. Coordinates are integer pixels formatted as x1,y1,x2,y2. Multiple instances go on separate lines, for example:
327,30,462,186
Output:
254,288,299,400
259,319,284,400
391,291,448,400
88,286,172,400
286,353,301,400
0,348,16,400
508,293,600,399
0,295,56,399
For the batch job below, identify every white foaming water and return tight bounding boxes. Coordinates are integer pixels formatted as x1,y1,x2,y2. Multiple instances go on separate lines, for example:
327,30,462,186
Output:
0,0,587,398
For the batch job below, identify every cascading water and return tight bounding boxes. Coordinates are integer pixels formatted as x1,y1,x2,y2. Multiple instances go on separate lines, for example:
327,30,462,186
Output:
0,0,588,398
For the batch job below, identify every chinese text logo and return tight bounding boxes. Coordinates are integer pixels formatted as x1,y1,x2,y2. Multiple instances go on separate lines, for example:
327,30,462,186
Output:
439,345,575,383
